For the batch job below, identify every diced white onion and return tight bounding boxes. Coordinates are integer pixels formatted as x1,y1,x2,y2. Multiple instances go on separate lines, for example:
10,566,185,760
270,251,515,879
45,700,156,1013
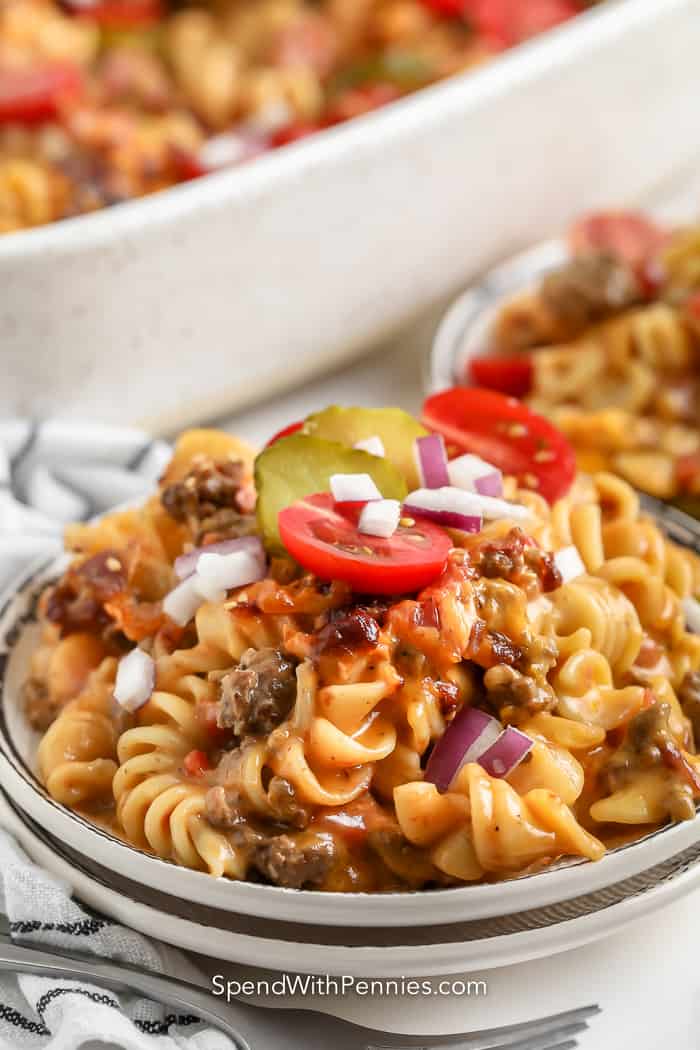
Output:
174,536,265,581
683,596,700,634
163,575,206,626
553,545,586,584
447,453,503,498
199,130,263,170
353,436,386,458
114,648,155,712
358,499,400,538
246,99,292,134
196,549,266,600
404,487,531,522
330,473,382,503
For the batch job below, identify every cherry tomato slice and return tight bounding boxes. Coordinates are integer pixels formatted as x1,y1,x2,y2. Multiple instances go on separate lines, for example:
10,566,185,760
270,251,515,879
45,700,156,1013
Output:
468,355,533,398
422,387,576,504
65,0,162,27
278,493,452,595
569,211,668,271
183,749,211,777
0,63,83,124
265,420,304,447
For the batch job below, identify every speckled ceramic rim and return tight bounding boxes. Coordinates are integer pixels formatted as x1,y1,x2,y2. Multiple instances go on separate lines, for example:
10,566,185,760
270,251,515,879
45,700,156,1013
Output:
427,238,568,395
2,528,700,933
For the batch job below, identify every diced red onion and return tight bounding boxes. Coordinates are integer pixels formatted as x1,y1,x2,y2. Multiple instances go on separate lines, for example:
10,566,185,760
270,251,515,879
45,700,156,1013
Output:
405,486,531,524
414,434,450,489
330,473,382,503
163,575,206,626
553,545,586,584
425,707,503,792
478,726,533,778
195,549,266,601
403,502,482,534
358,498,400,538
353,436,386,458
175,536,265,581
447,453,503,498
683,596,700,634
114,648,155,712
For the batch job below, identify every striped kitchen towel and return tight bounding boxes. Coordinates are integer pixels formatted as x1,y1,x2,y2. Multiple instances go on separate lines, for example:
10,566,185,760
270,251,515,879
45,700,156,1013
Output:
0,420,172,592
0,827,234,1049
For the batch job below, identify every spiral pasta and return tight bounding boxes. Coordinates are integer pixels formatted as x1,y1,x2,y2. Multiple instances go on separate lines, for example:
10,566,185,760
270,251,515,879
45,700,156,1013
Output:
491,232,700,505
25,426,700,891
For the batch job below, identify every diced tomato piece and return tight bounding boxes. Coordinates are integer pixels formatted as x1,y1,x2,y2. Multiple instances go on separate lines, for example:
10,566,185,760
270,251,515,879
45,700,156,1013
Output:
65,0,162,27
0,63,84,125
569,211,668,273
265,420,304,447
463,0,578,46
183,749,211,778
271,122,323,148
325,83,402,125
676,452,700,494
422,386,576,503
279,492,452,595
171,148,207,181
419,0,468,17
468,355,533,398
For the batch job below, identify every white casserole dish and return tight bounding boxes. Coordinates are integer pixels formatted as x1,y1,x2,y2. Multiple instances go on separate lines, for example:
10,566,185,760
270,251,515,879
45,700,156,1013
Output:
2,0,700,432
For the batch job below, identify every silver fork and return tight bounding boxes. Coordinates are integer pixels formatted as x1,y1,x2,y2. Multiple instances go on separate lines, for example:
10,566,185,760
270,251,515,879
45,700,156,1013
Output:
0,938,599,1050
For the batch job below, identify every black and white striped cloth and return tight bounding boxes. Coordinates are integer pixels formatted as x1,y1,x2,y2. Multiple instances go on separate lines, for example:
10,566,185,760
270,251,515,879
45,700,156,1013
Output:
0,827,235,1049
0,420,172,591
0,421,237,1047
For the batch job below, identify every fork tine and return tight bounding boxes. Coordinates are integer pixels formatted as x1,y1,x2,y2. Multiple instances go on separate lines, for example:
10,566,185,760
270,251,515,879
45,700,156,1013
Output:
489,1021,589,1050
361,1005,600,1049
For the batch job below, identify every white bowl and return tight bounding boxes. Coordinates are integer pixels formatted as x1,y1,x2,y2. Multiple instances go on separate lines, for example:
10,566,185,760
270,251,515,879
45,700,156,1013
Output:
2,535,700,936
5,783,700,975
3,0,700,432
427,238,568,394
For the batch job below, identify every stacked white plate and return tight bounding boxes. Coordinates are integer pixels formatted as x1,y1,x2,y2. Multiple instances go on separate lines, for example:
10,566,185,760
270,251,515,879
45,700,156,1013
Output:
2,509,700,976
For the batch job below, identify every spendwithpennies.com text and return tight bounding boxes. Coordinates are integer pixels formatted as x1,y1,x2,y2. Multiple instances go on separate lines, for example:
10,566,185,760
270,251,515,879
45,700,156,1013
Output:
212,975,488,999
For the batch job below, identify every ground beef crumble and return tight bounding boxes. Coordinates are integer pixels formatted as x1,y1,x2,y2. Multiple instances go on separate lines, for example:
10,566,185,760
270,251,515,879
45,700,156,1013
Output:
160,456,255,541
679,671,700,749
540,250,642,333
251,834,336,890
475,528,562,595
22,677,62,732
483,663,557,723
45,550,126,638
601,700,699,819
217,647,298,738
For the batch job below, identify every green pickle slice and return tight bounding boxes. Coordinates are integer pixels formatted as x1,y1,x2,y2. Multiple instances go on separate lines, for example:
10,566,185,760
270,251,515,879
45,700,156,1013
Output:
301,406,427,489
255,433,407,548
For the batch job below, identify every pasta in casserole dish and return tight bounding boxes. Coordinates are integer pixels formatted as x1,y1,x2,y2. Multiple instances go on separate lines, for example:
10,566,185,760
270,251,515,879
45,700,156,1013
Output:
0,0,598,234
22,395,700,891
